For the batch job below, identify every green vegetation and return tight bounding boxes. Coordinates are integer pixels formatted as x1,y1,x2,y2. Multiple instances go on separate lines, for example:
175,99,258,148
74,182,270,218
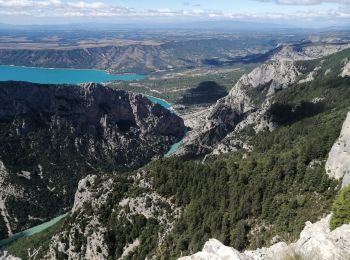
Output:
110,64,258,111
98,176,164,260
180,81,228,105
330,185,350,230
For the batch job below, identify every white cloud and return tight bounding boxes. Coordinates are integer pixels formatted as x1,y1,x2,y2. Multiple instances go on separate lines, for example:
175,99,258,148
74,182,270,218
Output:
254,0,350,5
67,1,108,9
0,0,349,25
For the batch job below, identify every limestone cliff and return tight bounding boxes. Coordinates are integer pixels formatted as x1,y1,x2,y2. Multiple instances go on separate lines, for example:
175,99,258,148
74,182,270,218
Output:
0,81,185,238
341,59,350,77
326,112,350,188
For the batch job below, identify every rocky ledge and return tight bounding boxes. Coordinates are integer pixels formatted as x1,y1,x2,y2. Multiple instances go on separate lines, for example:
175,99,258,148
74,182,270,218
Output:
179,215,350,260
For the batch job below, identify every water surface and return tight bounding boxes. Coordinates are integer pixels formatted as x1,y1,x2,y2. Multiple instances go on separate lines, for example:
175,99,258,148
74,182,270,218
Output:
0,65,145,84
0,213,68,247
146,95,174,112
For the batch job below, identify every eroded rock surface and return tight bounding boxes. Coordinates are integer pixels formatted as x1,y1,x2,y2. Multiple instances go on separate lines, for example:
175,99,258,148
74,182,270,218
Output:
341,59,350,77
326,112,350,188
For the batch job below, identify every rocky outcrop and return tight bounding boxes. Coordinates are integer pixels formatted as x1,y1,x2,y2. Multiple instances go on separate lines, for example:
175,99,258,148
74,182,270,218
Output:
299,66,322,84
341,59,350,77
272,43,350,61
0,251,21,260
178,239,251,260
176,61,300,156
0,81,185,238
326,112,350,188
232,60,300,96
42,171,180,260
0,161,25,238
179,215,350,260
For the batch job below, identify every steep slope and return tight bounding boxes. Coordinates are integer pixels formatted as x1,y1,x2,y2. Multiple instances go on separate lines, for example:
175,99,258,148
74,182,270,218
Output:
177,60,300,156
0,81,185,239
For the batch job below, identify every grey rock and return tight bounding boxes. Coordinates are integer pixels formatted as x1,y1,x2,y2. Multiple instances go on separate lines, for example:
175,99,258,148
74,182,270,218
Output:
341,59,350,77
326,112,350,188
272,43,350,61
0,251,21,260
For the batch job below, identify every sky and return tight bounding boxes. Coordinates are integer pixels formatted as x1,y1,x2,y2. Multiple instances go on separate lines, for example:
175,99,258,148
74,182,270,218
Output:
0,0,350,28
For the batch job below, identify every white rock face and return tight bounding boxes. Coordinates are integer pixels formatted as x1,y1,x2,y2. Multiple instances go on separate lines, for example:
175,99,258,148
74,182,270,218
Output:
235,60,300,96
72,175,98,213
272,44,350,61
0,251,21,260
326,112,350,188
179,215,350,260
341,60,350,77
298,66,321,84
178,239,250,260
292,215,350,260
0,161,25,236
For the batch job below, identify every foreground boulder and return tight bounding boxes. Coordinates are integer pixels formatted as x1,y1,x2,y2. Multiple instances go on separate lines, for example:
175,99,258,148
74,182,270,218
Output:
179,215,350,260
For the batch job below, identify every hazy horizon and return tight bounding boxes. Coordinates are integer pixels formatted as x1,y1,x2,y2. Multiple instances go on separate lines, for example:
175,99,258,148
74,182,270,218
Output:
1,0,350,28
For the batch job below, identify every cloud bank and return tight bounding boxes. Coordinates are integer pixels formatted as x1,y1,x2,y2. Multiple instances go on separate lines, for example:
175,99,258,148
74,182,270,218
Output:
255,0,350,4
0,0,349,26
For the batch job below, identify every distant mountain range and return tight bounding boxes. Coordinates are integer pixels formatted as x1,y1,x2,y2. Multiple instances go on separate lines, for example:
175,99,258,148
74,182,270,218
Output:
0,20,311,31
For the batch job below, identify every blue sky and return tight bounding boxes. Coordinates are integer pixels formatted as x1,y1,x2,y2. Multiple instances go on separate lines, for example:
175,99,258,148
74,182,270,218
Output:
0,0,349,27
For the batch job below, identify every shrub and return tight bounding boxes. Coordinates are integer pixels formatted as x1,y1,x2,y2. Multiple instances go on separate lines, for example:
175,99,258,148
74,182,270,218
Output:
330,185,350,230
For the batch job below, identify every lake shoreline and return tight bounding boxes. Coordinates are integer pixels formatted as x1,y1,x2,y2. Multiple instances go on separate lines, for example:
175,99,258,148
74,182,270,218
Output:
0,65,146,84
3,64,147,77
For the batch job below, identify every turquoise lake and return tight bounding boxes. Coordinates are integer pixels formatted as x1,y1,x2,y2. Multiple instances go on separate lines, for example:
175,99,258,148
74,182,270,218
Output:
0,65,145,84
